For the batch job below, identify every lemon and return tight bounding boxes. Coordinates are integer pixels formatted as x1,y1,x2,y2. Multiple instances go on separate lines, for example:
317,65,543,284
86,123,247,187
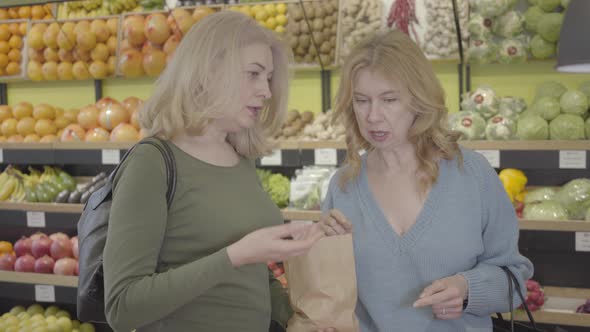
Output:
276,3,287,15
228,6,240,11
275,14,287,26
264,4,277,17
274,25,286,34
255,9,269,22
265,17,278,30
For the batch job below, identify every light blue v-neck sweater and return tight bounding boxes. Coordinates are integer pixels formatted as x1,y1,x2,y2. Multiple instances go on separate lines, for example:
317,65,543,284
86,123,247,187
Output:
322,148,534,332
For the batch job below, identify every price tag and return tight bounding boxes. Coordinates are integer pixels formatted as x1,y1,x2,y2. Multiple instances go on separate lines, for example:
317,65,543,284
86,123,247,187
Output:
35,285,55,302
575,232,590,252
559,150,586,169
476,150,500,168
314,149,337,166
102,149,120,165
260,150,282,166
0,148,3,163
26,211,46,228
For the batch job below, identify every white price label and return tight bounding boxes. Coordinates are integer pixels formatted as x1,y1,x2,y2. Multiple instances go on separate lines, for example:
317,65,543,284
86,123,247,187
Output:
26,211,46,228
559,150,586,169
35,285,55,302
575,232,590,252
314,149,338,166
0,148,3,163
102,149,120,165
260,150,282,166
476,150,500,168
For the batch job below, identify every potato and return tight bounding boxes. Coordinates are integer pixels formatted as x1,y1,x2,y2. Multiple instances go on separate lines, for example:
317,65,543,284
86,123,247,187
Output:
320,41,331,54
309,44,318,56
287,110,300,123
304,53,314,63
302,111,314,124
295,45,307,56
288,21,301,35
302,3,315,19
300,20,310,34
299,35,311,49
294,55,304,63
312,31,325,45
312,18,324,32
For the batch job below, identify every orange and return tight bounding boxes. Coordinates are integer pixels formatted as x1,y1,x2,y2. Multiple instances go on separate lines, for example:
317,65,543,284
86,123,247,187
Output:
18,6,32,19
0,241,12,255
8,48,21,62
0,41,10,54
19,22,27,36
8,8,18,19
31,5,45,20
6,62,20,76
8,35,22,49
0,25,9,42
8,23,19,36
0,9,9,20
0,54,8,68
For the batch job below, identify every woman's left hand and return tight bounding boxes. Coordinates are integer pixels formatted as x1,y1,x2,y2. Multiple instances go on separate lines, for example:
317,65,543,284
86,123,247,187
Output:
413,274,469,320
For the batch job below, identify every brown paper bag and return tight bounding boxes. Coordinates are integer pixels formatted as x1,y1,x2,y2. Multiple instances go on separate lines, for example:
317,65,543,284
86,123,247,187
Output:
285,234,360,332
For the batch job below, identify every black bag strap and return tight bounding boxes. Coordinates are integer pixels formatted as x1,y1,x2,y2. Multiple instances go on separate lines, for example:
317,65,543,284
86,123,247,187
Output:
109,136,177,207
500,266,538,331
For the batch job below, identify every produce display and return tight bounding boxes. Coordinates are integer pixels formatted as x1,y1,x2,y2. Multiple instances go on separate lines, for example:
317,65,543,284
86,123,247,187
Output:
577,299,590,314
0,96,143,143
422,0,469,59
289,166,335,210
338,0,382,62
228,2,288,34
300,110,345,141
286,0,339,66
119,7,217,77
0,165,77,203
0,304,95,332
57,0,161,19
0,231,79,276
522,279,545,312
0,5,54,21
26,17,120,81
0,20,28,78
256,169,290,208
274,109,314,140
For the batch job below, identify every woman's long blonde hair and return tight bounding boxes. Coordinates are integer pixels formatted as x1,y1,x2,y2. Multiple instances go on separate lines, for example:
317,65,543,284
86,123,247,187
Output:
333,30,462,192
139,11,293,159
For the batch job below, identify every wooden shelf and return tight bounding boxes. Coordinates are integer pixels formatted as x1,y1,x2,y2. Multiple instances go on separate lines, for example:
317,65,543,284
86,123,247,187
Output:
0,202,83,213
459,140,590,151
519,219,590,232
0,271,77,288
282,209,321,221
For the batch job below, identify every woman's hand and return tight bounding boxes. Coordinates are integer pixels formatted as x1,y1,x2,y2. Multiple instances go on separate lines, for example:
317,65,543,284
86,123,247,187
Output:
318,209,353,236
227,222,324,267
413,274,469,320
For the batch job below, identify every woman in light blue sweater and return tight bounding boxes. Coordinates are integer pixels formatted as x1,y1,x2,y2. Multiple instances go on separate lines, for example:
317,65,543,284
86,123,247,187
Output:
319,30,534,332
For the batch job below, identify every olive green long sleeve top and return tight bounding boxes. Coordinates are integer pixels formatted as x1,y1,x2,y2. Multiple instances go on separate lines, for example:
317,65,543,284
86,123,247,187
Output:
103,141,292,331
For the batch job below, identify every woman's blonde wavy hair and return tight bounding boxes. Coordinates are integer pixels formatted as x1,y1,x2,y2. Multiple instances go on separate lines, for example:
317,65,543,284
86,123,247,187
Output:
333,30,462,193
139,11,293,159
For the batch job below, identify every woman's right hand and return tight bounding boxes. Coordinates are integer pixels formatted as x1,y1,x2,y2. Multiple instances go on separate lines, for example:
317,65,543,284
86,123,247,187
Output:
227,222,324,268
318,209,352,236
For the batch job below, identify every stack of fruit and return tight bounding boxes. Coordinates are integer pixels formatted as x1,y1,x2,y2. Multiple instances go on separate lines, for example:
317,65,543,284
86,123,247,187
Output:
274,109,314,141
498,168,528,217
119,7,217,78
0,5,54,21
286,0,339,66
57,0,162,19
26,17,119,81
0,232,79,276
521,279,545,312
0,165,77,203
227,3,288,34
67,172,107,204
0,102,74,143
0,304,95,332
0,21,27,78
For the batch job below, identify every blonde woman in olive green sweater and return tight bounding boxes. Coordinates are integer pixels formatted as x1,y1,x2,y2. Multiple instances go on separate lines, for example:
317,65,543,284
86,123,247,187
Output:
102,11,324,332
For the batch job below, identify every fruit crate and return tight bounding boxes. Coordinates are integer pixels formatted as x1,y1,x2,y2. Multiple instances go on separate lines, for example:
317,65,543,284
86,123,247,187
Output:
25,15,122,81
118,5,222,78
0,19,30,82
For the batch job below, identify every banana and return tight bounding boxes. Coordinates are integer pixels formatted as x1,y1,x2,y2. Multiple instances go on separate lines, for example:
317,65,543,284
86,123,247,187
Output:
0,177,16,201
0,172,9,188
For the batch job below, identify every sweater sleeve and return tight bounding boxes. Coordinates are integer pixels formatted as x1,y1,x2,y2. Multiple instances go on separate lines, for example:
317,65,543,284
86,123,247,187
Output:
458,151,534,316
103,145,236,332
269,268,293,328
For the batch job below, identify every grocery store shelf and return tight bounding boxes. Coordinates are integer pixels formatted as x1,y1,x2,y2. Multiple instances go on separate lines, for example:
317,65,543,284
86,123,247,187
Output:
0,271,77,288
519,219,590,232
509,310,590,327
282,209,321,221
0,270,78,304
460,141,590,151
0,202,83,213
0,202,82,230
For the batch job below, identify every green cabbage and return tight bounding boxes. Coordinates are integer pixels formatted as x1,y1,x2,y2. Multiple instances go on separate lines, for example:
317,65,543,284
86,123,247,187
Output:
461,86,500,119
535,81,567,100
586,117,590,139
475,0,510,17
486,115,517,140
555,179,590,220
257,169,290,208
528,0,539,4
531,97,561,121
560,90,589,116
468,39,497,64
493,11,524,38
579,81,590,100
538,0,561,12
523,200,568,220
530,34,556,59
499,96,527,118
524,187,557,204
524,6,545,33
561,0,570,8
498,38,528,64
449,111,487,140
517,114,549,139
538,13,563,43
549,114,585,140
468,14,493,38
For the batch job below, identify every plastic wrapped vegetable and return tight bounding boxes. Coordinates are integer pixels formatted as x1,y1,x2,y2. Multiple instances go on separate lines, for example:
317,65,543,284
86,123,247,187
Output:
560,90,589,117
555,178,590,220
460,86,499,119
537,0,561,12
499,96,527,118
473,0,510,17
523,201,569,220
267,174,291,208
524,6,544,33
498,38,528,64
449,111,486,140
517,114,549,140
493,11,524,38
535,81,567,100
486,115,517,140
549,114,586,140
524,187,557,204
468,14,493,38
530,34,556,59
531,97,561,121
578,81,590,100
538,13,563,43
468,39,497,64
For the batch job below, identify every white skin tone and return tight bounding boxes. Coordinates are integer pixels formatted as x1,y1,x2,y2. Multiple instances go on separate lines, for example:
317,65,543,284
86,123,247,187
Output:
171,42,324,291
320,68,468,321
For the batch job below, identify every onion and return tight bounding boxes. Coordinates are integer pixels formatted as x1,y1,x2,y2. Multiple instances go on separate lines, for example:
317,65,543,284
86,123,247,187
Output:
31,237,52,259
53,257,77,276
14,237,32,257
29,232,48,241
71,236,79,259
0,253,16,271
14,254,35,272
49,232,70,242
50,238,73,260
34,255,55,274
